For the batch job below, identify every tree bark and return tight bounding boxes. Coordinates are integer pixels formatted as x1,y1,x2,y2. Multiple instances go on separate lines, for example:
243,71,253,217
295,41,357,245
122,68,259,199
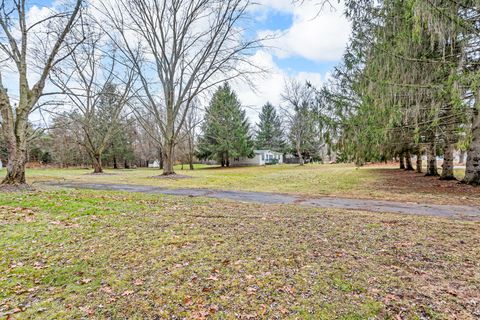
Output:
92,154,103,174
162,138,175,175
405,150,414,171
440,143,456,180
113,155,118,169
399,153,405,170
1,78,28,184
297,146,304,166
426,142,439,176
416,151,422,173
189,153,194,170
463,91,480,185
2,149,27,184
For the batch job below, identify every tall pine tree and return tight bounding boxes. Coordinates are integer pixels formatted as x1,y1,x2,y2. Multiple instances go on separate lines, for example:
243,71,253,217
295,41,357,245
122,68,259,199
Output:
255,103,285,151
197,83,254,167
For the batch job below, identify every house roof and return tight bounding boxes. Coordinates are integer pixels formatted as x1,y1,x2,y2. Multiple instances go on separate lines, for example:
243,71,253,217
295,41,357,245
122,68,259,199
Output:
254,150,283,155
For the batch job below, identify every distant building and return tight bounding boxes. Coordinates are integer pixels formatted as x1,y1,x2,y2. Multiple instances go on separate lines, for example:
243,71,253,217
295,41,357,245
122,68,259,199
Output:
148,160,161,168
231,150,283,166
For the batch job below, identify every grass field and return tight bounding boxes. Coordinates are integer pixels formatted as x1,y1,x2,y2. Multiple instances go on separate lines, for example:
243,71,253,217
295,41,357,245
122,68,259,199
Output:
1,164,480,318
1,189,479,319
18,163,480,205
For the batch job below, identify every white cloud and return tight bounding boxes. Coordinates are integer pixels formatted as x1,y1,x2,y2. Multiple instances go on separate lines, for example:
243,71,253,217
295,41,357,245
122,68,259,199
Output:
229,1,350,123
231,50,330,123
257,1,351,62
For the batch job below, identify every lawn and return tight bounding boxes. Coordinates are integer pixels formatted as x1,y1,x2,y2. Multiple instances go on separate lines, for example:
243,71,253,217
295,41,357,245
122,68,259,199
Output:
18,163,480,205
1,190,479,319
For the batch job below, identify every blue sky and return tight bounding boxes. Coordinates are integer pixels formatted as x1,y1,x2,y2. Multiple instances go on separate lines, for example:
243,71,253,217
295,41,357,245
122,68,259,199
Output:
232,0,351,114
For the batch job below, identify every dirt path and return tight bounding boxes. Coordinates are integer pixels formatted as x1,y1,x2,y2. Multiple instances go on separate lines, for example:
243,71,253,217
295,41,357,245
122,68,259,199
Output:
47,182,480,220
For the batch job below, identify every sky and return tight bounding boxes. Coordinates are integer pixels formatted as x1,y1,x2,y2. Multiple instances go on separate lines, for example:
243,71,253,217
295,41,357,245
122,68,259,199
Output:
3,0,351,124
234,0,351,120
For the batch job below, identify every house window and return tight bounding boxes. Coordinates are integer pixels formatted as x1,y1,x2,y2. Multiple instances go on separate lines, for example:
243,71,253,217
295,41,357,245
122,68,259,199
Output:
261,154,264,161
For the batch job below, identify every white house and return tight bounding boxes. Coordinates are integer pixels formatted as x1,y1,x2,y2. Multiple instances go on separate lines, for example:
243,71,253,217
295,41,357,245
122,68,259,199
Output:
148,160,161,168
231,150,283,166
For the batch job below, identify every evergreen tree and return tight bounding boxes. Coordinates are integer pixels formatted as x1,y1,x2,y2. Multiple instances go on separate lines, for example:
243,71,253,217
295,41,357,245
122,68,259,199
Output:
255,103,285,151
197,83,254,167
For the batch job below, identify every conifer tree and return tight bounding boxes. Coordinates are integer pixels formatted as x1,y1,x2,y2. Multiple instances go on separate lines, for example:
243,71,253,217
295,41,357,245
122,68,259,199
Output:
255,103,285,151
197,83,254,167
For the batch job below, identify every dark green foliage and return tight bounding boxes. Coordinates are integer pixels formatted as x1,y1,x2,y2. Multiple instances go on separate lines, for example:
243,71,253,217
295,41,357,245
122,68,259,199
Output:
197,83,254,166
322,0,479,174
103,118,136,168
255,102,285,152
41,152,53,164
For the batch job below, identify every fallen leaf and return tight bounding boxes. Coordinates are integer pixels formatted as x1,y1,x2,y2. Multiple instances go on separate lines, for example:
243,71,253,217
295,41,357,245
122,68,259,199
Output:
207,275,218,281
133,279,144,286
183,295,193,306
121,290,134,296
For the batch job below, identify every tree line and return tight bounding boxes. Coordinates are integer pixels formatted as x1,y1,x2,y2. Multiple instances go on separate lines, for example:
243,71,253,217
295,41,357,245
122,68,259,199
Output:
319,0,480,185
0,0,263,184
2,80,331,171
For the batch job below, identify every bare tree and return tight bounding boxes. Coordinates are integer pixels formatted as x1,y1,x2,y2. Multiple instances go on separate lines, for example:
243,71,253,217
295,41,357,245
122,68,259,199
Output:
97,0,263,175
50,20,137,174
0,0,83,185
282,80,318,166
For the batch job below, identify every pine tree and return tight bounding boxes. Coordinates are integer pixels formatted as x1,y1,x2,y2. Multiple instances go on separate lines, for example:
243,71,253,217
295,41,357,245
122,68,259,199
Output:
255,103,285,151
197,83,254,167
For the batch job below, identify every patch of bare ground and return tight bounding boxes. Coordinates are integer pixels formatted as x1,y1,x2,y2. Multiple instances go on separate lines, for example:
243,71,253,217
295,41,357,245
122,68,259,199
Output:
149,173,192,180
365,168,480,205
0,184,35,193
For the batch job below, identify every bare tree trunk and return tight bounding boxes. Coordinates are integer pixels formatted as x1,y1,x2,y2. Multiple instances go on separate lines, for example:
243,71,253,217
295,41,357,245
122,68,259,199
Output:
162,138,175,175
426,142,439,176
405,150,414,171
399,153,405,169
113,155,118,169
440,143,456,180
92,154,103,174
463,92,480,185
416,151,422,173
297,146,304,166
1,96,28,184
2,146,27,184
189,153,194,170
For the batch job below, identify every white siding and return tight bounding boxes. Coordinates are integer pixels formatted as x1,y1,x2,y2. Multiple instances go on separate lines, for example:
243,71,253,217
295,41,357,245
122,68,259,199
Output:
231,155,263,166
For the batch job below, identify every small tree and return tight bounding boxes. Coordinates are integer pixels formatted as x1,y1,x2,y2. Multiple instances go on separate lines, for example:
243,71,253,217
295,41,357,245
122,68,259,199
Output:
282,80,319,165
197,83,254,167
255,103,285,152
51,19,137,174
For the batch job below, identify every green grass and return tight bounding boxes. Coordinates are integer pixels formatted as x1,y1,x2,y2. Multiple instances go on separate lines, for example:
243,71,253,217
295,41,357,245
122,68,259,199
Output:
24,164,374,196
15,163,479,205
1,190,479,319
